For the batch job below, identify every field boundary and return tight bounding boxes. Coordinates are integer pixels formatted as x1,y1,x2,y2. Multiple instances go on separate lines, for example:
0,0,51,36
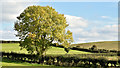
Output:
1,51,119,67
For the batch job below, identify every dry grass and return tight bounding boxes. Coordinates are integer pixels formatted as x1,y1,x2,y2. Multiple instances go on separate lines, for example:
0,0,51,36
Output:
72,41,119,50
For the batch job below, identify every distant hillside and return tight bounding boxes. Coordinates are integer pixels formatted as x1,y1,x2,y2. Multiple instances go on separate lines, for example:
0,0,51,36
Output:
72,41,119,50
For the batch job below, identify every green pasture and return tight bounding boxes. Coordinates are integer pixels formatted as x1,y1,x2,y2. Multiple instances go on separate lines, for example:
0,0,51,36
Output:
1,43,90,66
1,43,118,66
1,43,91,54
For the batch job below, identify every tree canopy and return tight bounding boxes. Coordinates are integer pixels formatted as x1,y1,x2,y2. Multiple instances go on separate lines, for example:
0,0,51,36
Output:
14,5,73,56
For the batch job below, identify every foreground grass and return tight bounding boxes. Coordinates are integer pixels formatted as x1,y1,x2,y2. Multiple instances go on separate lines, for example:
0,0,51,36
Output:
1,43,91,54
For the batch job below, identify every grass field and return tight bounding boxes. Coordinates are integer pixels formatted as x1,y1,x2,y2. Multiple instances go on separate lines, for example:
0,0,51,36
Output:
1,43,91,54
72,41,119,50
1,41,118,66
1,43,91,66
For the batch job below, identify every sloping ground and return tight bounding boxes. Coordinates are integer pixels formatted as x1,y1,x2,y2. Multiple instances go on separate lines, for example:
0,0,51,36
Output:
72,41,119,50
1,43,91,54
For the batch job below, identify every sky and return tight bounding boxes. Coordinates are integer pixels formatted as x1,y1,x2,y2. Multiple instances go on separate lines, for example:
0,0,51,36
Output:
0,0,118,44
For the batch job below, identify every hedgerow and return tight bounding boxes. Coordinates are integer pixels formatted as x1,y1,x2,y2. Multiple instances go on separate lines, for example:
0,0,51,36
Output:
1,51,119,67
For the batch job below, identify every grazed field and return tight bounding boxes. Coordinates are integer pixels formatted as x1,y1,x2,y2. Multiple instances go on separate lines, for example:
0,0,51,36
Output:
1,43,91,66
1,42,119,66
72,41,119,50
1,43,91,54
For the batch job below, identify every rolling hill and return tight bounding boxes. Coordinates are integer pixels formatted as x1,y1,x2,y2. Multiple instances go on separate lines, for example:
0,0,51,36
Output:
72,41,119,50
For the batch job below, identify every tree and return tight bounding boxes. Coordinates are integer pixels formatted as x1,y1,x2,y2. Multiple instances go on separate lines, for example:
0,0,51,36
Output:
90,45,97,51
14,5,73,57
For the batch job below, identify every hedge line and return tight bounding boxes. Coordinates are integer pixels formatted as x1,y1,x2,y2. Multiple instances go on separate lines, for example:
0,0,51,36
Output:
0,41,20,43
51,44,119,54
71,47,119,53
0,51,119,67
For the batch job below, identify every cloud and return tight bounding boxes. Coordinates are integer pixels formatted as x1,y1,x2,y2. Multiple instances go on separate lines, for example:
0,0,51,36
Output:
101,16,110,19
65,15,88,28
1,2,38,23
0,1,39,41
64,15,118,43
82,24,118,42
0,30,19,41
102,24,118,32
101,16,117,21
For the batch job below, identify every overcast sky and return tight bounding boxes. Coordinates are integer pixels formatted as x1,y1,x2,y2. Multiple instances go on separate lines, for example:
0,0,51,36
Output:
0,0,118,44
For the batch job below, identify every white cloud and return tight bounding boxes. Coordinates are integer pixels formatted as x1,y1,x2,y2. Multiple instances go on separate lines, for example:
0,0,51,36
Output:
64,15,118,44
101,16,110,19
88,24,118,40
0,30,19,41
65,15,88,28
104,24,118,32
70,28,83,34
93,24,118,35
0,1,39,40
1,2,38,23
64,15,117,43
76,38,87,43
101,16,118,22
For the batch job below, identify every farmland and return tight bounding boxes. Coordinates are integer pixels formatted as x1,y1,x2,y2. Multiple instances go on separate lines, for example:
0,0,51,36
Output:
1,41,119,67
72,41,119,50
1,43,91,54
2,41,119,53
1,43,90,66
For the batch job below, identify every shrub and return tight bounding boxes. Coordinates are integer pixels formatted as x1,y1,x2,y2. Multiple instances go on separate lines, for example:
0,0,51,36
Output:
89,45,97,52
110,50,117,53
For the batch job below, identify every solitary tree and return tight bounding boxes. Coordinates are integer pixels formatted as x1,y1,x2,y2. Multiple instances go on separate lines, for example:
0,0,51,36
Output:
14,5,73,57
90,45,97,51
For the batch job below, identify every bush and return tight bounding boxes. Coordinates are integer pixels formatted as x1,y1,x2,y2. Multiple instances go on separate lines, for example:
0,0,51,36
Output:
90,45,97,51
97,57,108,67
110,50,117,53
